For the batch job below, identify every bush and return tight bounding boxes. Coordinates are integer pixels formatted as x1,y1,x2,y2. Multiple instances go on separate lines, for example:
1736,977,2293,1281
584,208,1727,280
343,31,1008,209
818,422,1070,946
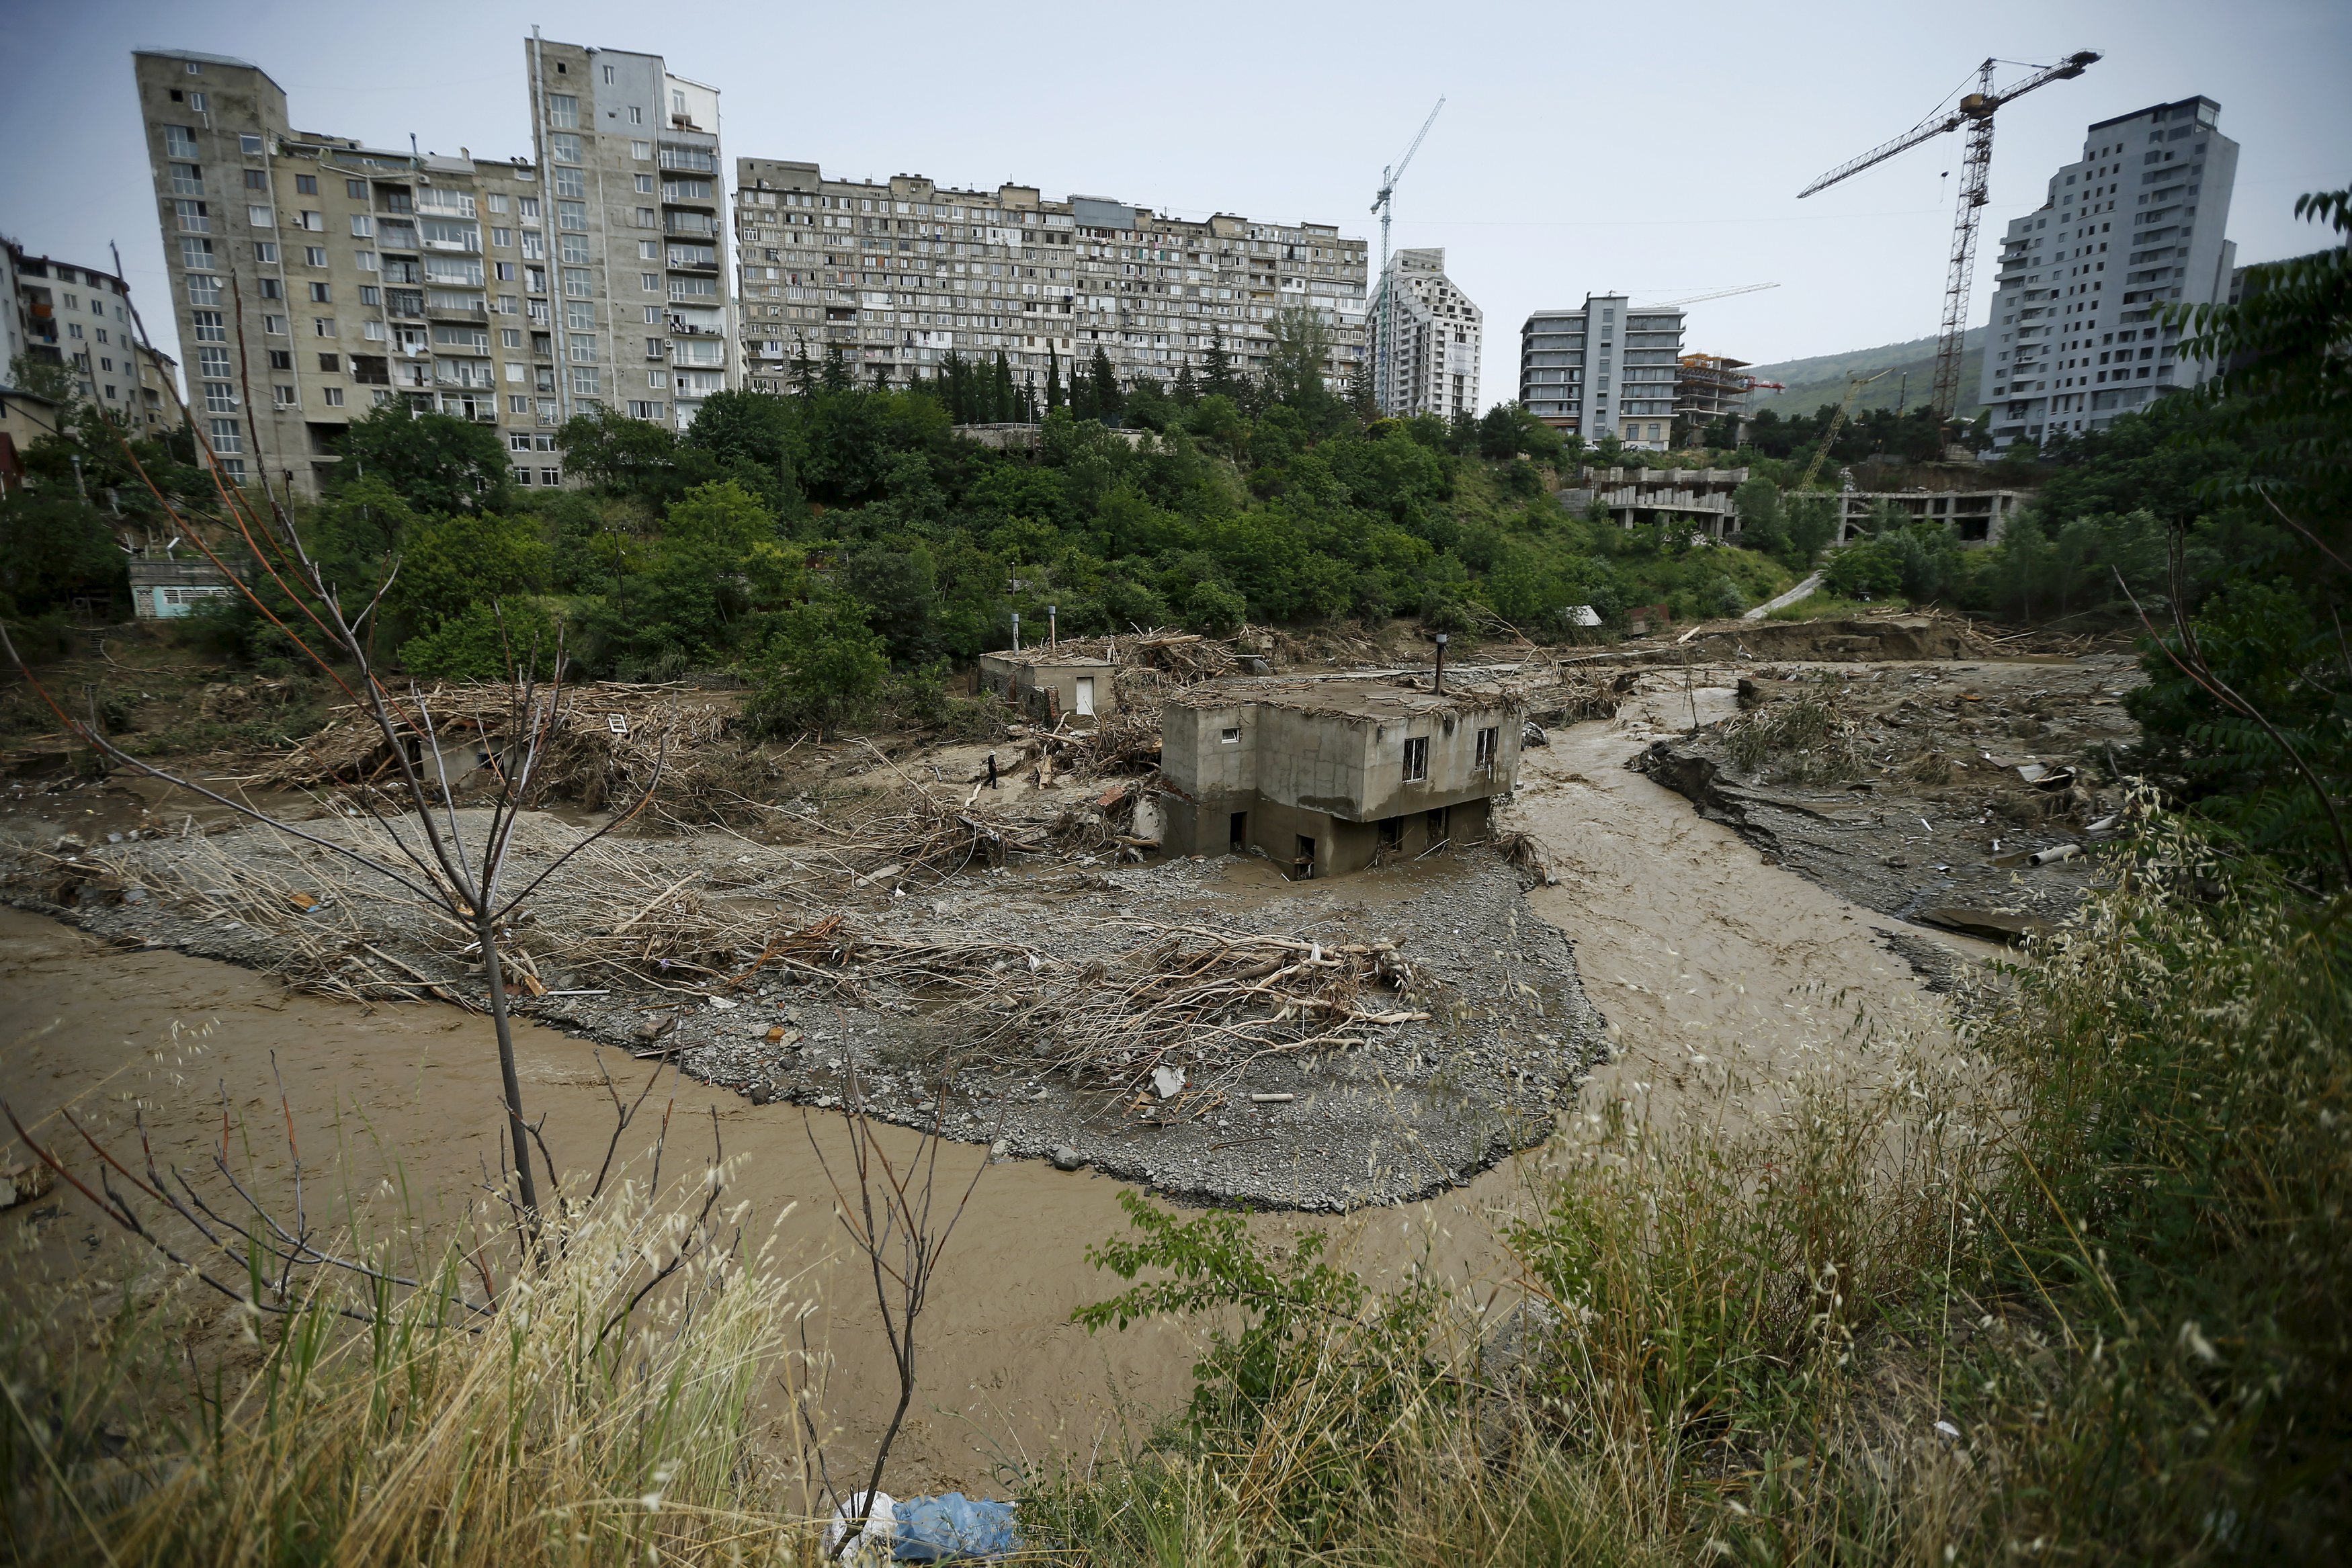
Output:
1183,579,1247,636
744,588,890,737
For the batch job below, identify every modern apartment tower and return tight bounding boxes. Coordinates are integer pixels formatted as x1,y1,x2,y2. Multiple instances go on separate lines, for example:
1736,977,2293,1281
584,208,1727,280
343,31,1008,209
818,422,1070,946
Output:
523,38,730,435
730,161,1368,396
1519,296,1685,448
1371,249,1479,419
1979,95,2237,447
132,41,730,499
4,240,183,432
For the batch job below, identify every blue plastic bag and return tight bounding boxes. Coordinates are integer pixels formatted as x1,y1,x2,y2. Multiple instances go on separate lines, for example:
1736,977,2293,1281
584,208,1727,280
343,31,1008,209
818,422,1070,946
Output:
891,1491,1022,1561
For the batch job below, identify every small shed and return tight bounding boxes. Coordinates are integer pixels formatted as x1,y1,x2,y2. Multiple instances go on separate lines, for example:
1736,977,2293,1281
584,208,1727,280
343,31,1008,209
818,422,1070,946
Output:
127,558,235,619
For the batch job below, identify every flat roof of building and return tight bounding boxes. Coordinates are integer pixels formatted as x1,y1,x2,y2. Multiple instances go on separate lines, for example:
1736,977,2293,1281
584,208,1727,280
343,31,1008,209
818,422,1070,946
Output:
1169,673,1517,720
134,46,285,94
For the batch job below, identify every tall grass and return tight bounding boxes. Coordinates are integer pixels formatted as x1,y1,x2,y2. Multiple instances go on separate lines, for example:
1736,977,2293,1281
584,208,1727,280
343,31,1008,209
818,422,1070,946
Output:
1034,820,2351,1563
3,1172,835,1567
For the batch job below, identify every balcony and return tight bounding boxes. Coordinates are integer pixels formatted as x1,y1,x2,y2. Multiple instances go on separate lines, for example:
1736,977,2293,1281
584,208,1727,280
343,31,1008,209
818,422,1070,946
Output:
425,301,489,323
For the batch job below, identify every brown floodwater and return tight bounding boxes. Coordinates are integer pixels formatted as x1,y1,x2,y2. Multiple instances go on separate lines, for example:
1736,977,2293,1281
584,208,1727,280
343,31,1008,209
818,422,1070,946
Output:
2,684,1973,1490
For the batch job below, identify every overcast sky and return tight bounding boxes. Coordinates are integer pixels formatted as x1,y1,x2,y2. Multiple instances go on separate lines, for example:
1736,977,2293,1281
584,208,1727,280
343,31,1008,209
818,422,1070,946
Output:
5,0,2345,402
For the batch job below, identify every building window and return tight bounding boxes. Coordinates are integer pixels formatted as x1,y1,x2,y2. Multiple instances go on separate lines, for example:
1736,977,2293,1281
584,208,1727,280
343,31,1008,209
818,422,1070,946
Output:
294,173,317,195
558,200,587,232
1402,736,1429,783
257,277,282,299
1220,727,1242,744
1474,726,1499,771
274,385,298,407
307,281,331,302
313,318,335,337
239,133,263,155
562,266,591,297
629,105,643,125
541,467,562,486
546,93,579,129
569,335,598,362
323,386,345,406
164,125,199,158
317,352,340,372
570,366,599,395
602,64,616,85
253,241,278,262
632,140,651,161
203,381,235,412
304,246,327,267
193,315,227,347
208,418,242,452
175,199,209,232
267,349,292,369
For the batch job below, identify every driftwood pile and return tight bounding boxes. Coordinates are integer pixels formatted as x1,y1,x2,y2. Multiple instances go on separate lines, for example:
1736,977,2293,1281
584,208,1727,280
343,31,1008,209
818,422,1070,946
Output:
252,682,744,818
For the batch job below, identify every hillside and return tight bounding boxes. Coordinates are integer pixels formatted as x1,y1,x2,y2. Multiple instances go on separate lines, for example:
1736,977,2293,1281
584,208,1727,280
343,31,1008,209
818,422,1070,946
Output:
1745,326,1986,420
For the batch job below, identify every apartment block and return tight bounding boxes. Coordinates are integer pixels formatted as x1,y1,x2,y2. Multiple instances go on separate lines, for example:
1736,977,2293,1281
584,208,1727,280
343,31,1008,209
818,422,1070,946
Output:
1371,248,1479,419
5,241,181,433
132,41,726,500
1519,296,1685,447
730,160,1368,396
523,38,730,435
1979,95,2238,447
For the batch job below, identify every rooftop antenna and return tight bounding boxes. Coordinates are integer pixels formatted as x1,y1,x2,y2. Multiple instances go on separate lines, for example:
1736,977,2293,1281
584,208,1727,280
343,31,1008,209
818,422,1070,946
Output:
1370,95,1444,418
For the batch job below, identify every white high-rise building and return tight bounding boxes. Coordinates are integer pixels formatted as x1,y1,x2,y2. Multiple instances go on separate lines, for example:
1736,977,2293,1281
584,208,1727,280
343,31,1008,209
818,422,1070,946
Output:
1373,248,1480,419
1980,95,2238,447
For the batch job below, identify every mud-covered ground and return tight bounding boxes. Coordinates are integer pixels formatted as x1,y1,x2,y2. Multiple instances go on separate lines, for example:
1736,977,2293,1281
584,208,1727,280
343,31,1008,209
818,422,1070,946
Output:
1631,651,2144,939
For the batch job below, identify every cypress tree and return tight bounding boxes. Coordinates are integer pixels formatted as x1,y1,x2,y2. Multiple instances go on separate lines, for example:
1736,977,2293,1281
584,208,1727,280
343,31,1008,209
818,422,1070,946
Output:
1204,329,1234,400
992,351,1015,423
789,337,817,398
821,343,853,392
1090,347,1123,423
1046,345,1066,411
1173,359,1198,406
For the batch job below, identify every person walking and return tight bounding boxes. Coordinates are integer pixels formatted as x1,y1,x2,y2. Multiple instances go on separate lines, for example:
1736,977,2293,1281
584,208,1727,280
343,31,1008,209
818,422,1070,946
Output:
986,751,999,789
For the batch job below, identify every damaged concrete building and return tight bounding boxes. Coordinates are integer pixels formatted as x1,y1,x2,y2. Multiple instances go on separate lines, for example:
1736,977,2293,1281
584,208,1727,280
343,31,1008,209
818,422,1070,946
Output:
1157,674,1522,877
976,647,1120,727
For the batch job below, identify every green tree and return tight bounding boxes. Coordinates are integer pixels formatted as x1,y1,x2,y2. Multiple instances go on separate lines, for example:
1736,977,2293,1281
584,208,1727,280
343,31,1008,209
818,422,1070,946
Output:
335,402,511,513
390,511,550,634
747,586,890,737
1203,329,1236,401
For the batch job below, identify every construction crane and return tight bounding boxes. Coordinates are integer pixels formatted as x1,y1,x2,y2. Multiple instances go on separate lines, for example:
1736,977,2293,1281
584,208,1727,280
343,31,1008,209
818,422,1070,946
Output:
1370,96,1444,417
1800,368,1893,492
1634,281,1781,310
1799,50,2099,424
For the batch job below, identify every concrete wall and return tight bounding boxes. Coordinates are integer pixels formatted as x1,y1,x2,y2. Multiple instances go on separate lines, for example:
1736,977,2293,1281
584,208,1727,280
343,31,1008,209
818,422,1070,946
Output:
978,654,1118,725
1158,789,1493,877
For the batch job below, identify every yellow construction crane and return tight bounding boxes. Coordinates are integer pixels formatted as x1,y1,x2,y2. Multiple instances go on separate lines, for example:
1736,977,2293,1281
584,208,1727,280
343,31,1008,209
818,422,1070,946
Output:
1799,51,2100,423
1800,368,1893,492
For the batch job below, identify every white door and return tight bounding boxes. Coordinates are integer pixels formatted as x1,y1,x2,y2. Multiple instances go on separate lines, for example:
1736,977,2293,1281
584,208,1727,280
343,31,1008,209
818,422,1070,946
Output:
1075,677,1095,717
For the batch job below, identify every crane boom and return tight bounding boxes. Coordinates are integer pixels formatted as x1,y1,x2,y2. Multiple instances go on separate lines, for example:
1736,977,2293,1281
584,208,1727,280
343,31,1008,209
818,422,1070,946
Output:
1795,51,2098,425
1636,281,1781,310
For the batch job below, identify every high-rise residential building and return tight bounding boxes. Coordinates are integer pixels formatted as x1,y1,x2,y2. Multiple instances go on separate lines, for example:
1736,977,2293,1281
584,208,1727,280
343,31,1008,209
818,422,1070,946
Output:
730,161,1368,397
132,41,728,500
1980,95,2238,447
523,37,730,435
4,240,177,429
1370,248,1479,419
1519,296,1685,447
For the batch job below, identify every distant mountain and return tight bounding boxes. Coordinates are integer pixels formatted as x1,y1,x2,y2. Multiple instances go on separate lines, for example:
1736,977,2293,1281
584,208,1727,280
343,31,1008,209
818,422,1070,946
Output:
1743,327,1987,420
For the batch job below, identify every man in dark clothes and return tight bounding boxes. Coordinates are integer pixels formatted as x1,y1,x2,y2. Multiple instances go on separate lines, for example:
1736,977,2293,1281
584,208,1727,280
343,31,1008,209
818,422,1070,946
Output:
986,752,999,789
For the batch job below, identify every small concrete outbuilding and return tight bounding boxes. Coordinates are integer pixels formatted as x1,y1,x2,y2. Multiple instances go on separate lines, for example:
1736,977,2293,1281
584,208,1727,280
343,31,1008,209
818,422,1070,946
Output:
1157,674,1522,878
976,648,1118,728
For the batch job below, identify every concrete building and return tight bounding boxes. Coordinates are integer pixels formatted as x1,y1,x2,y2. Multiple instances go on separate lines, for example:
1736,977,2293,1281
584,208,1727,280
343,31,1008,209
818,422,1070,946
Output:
977,646,1120,727
525,37,730,435
1674,353,1752,446
1837,488,2033,546
1157,673,1521,879
731,160,1368,398
1519,295,1685,447
132,40,727,499
1371,248,1478,419
6,243,157,426
1980,95,2238,448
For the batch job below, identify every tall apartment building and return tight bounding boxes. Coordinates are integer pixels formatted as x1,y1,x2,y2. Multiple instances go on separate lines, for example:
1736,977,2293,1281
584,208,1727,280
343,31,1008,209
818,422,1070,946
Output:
132,41,728,500
730,161,1368,396
1370,248,1479,419
1519,296,1685,448
1979,95,2238,447
4,241,181,431
523,38,730,435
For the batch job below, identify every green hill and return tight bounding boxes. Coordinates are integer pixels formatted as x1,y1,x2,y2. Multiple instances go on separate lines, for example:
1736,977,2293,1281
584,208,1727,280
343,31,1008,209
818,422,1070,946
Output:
1745,327,1986,420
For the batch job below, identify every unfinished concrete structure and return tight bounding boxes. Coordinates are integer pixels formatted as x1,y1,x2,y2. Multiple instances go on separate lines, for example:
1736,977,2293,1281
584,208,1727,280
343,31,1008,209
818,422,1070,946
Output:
977,648,1119,726
1158,674,1521,878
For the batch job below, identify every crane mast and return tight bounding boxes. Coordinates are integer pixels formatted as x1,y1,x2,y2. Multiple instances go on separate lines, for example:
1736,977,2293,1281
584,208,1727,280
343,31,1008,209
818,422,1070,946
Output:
1799,51,2099,427
1370,97,1443,417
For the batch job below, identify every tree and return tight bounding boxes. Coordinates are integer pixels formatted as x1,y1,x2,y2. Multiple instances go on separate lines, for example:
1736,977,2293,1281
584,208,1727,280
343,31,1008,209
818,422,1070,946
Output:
390,511,550,636
7,354,79,407
1173,360,1199,408
1204,329,1236,401
1265,308,1340,428
1046,344,1066,412
1089,348,1124,425
335,401,512,513
0,487,126,616
747,586,890,737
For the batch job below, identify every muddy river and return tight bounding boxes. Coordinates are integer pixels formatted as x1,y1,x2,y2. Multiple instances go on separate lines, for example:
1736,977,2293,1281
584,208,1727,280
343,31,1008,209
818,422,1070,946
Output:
3,681,1983,1489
